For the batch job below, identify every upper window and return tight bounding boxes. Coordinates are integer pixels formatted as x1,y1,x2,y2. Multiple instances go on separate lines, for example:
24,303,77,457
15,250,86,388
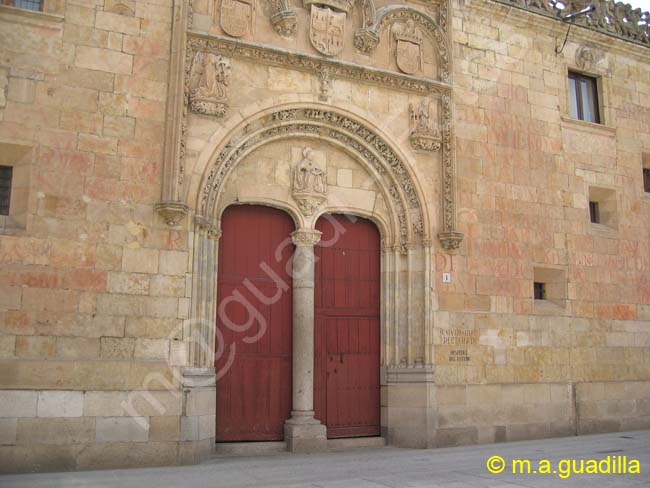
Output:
0,166,13,216
2,0,42,11
569,72,600,124
644,167,650,194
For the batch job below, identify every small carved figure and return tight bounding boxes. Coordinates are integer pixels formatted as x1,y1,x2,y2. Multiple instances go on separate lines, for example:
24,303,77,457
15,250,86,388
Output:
292,148,327,215
409,100,441,152
189,52,232,117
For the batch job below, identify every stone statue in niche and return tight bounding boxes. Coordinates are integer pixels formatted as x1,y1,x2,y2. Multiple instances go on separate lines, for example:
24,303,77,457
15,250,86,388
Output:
219,0,254,38
409,100,441,152
189,52,231,117
292,148,327,216
392,20,423,75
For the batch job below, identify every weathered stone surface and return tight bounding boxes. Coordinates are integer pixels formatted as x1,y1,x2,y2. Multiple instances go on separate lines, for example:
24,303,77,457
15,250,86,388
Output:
37,391,84,418
95,417,149,443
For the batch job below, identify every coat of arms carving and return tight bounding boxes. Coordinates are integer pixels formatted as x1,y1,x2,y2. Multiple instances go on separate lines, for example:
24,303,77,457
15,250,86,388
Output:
392,20,423,75
292,148,327,216
220,0,254,38
188,52,232,117
309,5,346,57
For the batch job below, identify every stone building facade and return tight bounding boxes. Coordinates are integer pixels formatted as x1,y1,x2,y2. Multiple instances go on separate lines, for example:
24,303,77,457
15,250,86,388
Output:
0,0,649,473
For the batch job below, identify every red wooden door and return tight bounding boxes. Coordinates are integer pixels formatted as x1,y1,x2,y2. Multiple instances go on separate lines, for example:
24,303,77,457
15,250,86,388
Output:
314,214,381,438
215,205,294,441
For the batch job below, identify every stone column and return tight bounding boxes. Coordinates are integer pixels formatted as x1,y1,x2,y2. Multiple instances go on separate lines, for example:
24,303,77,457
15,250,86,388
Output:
284,228,327,452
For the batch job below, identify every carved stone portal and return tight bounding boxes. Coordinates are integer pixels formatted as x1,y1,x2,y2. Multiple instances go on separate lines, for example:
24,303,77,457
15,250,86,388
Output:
220,0,254,38
309,5,346,57
292,148,327,216
189,52,231,117
409,100,441,152
392,20,423,75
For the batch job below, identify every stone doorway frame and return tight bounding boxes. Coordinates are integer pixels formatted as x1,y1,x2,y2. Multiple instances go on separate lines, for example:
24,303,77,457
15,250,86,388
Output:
181,104,439,450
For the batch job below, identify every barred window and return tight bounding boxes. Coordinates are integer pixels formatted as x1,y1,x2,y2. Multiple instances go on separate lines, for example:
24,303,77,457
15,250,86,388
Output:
644,168,650,194
2,0,42,11
0,166,12,216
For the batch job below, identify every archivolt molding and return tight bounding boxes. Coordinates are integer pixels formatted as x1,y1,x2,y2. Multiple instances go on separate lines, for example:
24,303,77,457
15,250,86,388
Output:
196,106,431,251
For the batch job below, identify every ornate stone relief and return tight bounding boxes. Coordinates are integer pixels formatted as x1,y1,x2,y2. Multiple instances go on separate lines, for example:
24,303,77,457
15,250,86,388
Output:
495,0,649,46
317,67,333,101
292,148,328,216
219,0,254,38
409,100,441,152
198,108,430,250
355,6,450,83
188,51,231,117
309,4,346,56
575,45,602,71
271,0,297,37
392,20,423,75
186,34,450,96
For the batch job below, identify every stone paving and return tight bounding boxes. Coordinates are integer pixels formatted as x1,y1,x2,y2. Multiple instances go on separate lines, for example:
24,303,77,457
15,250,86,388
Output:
2,431,649,488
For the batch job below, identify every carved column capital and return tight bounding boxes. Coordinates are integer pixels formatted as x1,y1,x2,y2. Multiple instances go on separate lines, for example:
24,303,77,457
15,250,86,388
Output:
438,231,464,251
155,201,189,226
194,215,221,239
291,229,322,247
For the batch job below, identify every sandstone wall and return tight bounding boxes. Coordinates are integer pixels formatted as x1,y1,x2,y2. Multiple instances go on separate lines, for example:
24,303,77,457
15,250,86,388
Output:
430,0,650,446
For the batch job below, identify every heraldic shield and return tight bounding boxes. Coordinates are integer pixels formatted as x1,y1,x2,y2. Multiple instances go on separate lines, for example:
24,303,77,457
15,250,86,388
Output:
309,5,345,56
396,39,421,75
220,0,253,38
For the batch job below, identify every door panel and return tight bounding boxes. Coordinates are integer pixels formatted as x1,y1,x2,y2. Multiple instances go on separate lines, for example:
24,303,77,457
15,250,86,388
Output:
314,214,381,438
215,205,294,441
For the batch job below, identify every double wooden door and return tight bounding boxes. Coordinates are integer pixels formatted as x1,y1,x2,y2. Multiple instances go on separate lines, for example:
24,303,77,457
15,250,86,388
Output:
216,207,380,441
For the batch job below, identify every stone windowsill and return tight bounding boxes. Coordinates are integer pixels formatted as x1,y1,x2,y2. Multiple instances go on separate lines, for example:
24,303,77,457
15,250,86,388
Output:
560,115,616,137
589,222,618,238
0,4,63,26
533,299,567,316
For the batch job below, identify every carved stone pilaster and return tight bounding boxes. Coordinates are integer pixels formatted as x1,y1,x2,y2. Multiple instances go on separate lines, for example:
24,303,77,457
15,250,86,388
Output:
157,0,192,227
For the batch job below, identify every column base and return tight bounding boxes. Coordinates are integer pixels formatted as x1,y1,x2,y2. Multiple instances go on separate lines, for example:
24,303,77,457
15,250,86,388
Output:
284,411,327,453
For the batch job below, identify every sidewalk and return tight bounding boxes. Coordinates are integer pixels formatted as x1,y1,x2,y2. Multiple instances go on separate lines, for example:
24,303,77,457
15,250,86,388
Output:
2,430,649,487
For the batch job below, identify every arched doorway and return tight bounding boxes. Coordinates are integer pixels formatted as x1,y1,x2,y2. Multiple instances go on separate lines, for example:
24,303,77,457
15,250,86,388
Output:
215,205,294,441
314,214,381,438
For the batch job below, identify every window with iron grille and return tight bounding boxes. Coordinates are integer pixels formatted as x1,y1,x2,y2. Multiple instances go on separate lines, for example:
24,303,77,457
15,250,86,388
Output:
533,282,546,300
589,201,600,224
2,0,42,11
569,72,600,124
644,168,650,194
0,166,12,216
